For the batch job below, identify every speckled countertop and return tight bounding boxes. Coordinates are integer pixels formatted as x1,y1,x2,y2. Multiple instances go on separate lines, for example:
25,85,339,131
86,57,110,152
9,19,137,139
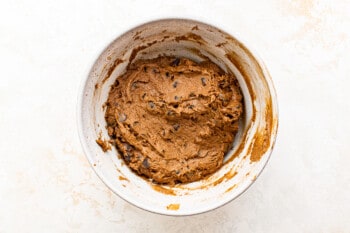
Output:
0,0,349,232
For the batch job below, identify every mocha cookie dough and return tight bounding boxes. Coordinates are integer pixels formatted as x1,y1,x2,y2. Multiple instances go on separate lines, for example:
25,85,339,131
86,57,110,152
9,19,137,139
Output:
105,56,243,184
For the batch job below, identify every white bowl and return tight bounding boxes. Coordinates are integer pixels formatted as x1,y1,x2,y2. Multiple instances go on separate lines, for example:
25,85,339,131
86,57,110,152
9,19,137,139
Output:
77,18,278,216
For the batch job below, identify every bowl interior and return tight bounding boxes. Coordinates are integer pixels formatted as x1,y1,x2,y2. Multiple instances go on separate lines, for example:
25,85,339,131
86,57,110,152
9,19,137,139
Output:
79,19,278,215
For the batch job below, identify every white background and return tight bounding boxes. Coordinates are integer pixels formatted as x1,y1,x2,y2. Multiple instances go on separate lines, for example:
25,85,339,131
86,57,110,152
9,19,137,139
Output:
0,0,349,232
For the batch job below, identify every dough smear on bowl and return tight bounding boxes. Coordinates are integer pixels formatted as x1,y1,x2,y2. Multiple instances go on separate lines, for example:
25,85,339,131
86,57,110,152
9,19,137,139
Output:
105,56,243,184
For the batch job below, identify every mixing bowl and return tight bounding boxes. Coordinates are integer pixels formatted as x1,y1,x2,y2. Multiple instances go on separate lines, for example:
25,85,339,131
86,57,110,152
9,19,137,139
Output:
78,18,278,215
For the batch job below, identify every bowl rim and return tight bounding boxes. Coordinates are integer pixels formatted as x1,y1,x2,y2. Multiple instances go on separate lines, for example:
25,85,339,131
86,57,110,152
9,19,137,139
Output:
76,17,279,216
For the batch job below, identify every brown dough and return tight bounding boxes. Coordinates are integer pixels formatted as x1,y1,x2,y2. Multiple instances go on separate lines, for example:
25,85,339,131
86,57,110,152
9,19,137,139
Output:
105,56,243,184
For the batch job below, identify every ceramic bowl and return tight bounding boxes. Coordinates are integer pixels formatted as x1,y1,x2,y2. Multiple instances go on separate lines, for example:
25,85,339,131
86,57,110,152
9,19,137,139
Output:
78,18,278,216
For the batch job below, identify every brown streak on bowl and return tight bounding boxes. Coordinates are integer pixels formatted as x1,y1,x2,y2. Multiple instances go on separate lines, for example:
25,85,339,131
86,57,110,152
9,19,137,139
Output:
152,184,176,196
166,203,180,210
119,176,129,181
174,33,206,45
225,184,237,193
250,98,273,162
102,58,124,84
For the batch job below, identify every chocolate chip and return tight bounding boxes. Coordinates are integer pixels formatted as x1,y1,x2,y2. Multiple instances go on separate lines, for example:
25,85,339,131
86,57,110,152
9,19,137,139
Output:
201,77,207,86
142,158,150,168
218,80,227,89
165,72,169,77
123,143,132,151
175,170,180,174
167,110,175,116
173,124,180,131
142,93,146,99
143,66,147,72
174,95,179,100
173,81,178,88
107,116,116,125
188,105,195,109
189,92,196,97
170,58,180,66
124,153,131,163
132,82,138,89
153,68,160,73
148,101,155,109
173,104,179,108
118,113,127,122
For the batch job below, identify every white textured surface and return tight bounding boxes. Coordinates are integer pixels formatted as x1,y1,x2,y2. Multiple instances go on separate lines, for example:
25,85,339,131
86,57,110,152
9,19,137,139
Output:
0,0,349,232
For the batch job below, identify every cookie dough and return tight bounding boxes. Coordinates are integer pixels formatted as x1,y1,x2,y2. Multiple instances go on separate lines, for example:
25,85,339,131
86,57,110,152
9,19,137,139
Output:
105,56,243,184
